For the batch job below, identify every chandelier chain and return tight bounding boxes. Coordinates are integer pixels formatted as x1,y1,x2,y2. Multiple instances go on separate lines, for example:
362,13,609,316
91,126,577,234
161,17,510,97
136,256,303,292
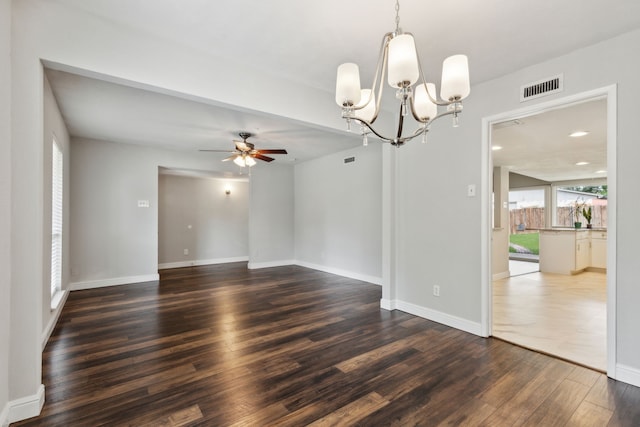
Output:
394,0,400,33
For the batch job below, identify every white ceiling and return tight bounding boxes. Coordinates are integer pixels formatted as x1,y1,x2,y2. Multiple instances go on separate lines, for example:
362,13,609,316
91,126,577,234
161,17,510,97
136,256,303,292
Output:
45,0,640,171
492,98,608,183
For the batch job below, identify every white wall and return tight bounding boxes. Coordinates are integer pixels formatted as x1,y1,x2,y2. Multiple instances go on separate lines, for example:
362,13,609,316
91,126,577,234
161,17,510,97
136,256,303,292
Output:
42,74,70,340
11,0,318,403
70,138,243,288
392,29,640,383
158,174,249,267
295,144,382,283
8,0,640,417
248,164,295,268
0,0,11,422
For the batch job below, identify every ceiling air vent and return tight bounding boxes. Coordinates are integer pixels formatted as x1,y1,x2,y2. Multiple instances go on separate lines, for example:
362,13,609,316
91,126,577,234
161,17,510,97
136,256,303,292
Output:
520,74,563,102
344,156,355,164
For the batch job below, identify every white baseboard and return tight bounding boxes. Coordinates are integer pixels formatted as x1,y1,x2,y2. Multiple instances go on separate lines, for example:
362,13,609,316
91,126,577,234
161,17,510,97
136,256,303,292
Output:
0,402,8,427
7,384,44,424
380,298,396,310
42,290,69,350
384,299,483,336
69,274,159,291
159,256,249,270
493,271,510,280
616,363,640,388
248,259,295,270
294,260,382,285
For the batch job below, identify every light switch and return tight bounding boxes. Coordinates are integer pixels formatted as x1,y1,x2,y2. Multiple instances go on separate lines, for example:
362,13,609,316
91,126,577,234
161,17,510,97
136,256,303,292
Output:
467,184,476,197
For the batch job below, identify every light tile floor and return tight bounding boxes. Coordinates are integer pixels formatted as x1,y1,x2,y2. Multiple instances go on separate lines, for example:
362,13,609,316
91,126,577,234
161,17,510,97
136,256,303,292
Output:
493,266,606,372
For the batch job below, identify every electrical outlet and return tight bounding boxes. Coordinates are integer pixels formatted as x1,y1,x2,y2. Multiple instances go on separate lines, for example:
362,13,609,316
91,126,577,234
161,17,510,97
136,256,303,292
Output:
433,285,440,297
183,248,189,255
467,184,476,197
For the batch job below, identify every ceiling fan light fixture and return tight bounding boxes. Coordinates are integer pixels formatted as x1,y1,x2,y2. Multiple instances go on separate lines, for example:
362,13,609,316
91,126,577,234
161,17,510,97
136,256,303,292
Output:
233,156,245,167
334,0,470,146
245,156,257,167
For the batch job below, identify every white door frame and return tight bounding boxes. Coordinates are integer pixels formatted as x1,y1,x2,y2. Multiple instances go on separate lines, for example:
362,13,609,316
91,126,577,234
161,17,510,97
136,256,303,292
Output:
480,85,617,378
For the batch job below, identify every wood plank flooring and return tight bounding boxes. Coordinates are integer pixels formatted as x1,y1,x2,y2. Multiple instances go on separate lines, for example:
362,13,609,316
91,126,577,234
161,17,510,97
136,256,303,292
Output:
13,263,640,426
493,268,606,371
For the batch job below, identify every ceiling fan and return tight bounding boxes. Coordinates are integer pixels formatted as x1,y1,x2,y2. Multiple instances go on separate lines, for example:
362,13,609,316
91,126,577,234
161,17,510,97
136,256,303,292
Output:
200,132,287,167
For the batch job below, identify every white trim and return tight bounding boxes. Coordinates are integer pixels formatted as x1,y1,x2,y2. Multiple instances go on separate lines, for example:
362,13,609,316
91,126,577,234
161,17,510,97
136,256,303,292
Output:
294,260,383,285
481,85,618,379
616,364,640,388
69,274,159,291
1,402,8,427
42,290,69,350
7,384,45,424
605,86,617,378
395,300,483,336
492,271,510,281
247,259,294,270
158,256,249,270
380,298,396,310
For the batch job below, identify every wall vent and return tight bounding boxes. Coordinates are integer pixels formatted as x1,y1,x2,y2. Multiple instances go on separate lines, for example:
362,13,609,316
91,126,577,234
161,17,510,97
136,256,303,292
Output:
520,74,563,102
344,156,355,164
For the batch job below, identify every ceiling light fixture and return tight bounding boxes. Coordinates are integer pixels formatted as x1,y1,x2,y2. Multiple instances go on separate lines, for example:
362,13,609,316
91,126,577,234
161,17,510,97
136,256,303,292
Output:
335,0,470,147
569,131,589,137
233,154,257,168
492,145,503,151
575,161,590,166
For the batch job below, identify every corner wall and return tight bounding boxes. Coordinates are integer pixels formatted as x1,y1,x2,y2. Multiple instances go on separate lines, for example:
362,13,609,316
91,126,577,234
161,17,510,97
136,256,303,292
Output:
294,144,382,283
248,164,295,268
392,29,640,385
41,73,70,347
69,138,247,289
0,0,11,422
158,174,249,268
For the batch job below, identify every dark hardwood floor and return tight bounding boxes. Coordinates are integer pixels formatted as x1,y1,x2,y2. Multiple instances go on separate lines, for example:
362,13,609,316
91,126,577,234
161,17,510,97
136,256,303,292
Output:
13,263,640,426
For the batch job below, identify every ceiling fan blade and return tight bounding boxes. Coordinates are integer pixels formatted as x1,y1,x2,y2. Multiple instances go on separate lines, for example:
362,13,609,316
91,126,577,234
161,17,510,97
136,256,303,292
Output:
222,154,239,162
257,149,288,154
199,149,234,153
253,154,275,162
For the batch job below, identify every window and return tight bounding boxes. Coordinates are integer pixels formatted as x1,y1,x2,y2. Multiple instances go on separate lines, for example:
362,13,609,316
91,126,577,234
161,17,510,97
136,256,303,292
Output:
51,139,63,299
554,185,607,228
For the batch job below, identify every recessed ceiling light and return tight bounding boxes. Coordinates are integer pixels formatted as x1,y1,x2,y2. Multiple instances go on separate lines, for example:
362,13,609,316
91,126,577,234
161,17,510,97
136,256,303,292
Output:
492,145,502,151
575,161,590,166
596,170,606,174
569,131,589,137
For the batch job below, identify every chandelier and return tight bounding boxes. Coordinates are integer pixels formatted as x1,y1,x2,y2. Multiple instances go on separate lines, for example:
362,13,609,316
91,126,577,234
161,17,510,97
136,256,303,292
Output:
335,0,470,146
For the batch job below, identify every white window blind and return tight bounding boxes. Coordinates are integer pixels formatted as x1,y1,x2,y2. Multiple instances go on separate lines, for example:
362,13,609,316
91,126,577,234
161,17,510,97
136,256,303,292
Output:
51,139,63,298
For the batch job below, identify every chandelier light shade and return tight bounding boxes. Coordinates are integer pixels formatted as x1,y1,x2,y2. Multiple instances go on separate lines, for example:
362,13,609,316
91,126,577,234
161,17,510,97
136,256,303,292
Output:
355,89,377,122
441,54,471,101
335,63,362,107
413,83,438,121
335,0,470,146
387,34,420,88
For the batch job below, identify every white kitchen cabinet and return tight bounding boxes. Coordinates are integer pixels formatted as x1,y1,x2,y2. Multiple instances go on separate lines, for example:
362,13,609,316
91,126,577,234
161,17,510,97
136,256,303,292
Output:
539,229,605,275
591,231,607,269
575,232,590,271
539,229,578,275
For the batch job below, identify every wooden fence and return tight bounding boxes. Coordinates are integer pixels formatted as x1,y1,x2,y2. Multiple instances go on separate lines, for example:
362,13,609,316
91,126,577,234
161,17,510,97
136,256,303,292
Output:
510,206,607,234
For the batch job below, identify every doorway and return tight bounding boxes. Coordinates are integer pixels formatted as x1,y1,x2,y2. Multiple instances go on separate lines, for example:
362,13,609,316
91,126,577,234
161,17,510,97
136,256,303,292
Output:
482,86,617,375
